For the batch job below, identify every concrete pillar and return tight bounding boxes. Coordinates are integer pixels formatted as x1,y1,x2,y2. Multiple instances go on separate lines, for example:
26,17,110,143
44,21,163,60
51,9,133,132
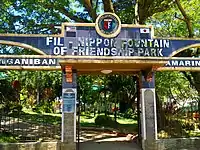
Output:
140,71,157,150
61,68,77,150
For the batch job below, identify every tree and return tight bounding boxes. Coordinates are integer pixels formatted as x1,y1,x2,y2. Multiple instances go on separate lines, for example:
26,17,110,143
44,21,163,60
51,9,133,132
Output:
149,0,200,100
0,78,19,112
0,0,177,34
6,70,62,110
107,74,137,121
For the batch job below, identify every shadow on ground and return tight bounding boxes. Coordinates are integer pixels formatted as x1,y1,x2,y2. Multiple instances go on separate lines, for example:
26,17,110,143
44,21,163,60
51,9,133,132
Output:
77,129,142,150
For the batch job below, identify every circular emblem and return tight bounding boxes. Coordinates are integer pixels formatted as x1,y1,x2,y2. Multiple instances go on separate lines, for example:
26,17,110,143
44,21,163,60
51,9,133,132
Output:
95,13,121,38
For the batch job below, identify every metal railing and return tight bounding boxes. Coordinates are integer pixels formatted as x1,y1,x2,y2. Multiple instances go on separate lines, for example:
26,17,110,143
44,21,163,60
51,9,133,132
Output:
157,99,200,139
0,109,61,142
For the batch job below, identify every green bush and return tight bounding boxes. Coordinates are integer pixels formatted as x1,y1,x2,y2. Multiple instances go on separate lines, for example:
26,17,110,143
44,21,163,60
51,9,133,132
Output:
182,122,195,131
10,103,23,113
122,108,134,119
95,115,117,127
0,132,18,143
0,102,22,114
33,101,53,113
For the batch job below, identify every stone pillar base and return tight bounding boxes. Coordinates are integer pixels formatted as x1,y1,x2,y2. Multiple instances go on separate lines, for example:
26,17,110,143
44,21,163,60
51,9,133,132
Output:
60,142,76,150
143,139,158,150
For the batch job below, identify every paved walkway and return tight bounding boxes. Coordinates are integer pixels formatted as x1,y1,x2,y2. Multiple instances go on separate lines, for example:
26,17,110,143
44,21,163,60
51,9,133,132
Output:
79,141,141,150
77,129,142,150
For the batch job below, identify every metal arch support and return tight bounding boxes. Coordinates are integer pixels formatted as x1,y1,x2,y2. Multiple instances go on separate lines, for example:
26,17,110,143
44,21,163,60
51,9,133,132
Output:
0,40,47,55
169,43,200,57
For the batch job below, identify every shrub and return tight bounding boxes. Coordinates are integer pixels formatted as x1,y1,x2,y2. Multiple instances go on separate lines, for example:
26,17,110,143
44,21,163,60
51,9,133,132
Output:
122,108,134,119
0,102,22,114
95,115,117,127
33,101,53,113
0,132,18,143
182,122,195,131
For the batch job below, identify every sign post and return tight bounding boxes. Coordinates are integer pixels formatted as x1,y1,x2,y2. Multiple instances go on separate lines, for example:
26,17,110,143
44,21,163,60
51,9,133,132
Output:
61,69,77,149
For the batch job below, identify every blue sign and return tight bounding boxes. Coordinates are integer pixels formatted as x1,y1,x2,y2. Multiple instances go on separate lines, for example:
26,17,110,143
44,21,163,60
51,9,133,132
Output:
0,57,58,66
166,59,200,67
0,56,200,68
63,89,76,113
0,30,200,58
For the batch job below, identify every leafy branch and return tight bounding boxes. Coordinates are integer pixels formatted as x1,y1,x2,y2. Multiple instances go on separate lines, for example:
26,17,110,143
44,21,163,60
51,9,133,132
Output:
102,0,115,13
175,0,193,37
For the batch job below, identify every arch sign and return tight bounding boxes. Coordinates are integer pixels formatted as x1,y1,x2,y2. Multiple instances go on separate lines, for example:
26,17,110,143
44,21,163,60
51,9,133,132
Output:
0,12,200,72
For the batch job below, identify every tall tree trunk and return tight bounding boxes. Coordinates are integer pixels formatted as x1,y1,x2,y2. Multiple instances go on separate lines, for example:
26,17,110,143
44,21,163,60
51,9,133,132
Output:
134,0,139,24
104,90,107,116
36,87,40,105
114,95,117,122
83,103,86,112
36,72,40,105
102,0,114,13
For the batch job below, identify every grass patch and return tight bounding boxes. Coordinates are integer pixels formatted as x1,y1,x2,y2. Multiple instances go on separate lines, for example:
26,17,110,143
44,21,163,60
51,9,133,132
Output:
80,114,138,134
117,116,137,124
5,110,138,134
80,114,95,123
9,109,62,125
79,114,96,127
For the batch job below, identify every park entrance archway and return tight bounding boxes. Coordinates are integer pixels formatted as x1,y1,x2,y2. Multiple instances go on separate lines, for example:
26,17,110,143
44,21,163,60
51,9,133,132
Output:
1,12,200,150
75,74,142,150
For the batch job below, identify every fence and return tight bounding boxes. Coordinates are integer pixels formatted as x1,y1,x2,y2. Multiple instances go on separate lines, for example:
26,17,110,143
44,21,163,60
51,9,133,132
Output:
157,99,200,139
0,109,61,142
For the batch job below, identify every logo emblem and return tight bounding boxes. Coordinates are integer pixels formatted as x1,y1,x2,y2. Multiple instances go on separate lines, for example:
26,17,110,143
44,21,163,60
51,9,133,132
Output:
103,19,112,30
95,13,121,38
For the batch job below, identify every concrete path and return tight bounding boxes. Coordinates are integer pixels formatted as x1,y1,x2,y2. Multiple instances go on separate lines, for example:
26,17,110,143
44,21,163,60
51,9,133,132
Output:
79,141,141,150
77,129,142,150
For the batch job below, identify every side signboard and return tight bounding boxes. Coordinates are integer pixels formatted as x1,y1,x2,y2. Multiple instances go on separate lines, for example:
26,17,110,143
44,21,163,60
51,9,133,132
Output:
62,88,76,113
166,59,200,67
0,56,200,70
0,57,58,66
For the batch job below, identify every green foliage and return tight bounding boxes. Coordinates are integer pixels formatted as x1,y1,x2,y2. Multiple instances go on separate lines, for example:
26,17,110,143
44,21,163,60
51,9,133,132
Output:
0,0,88,34
33,101,54,113
94,115,117,127
149,0,200,98
78,75,99,105
7,70,62,108
107,75,137,114
8,103,22,114
78,75,137,116
0,132,18,143
0,77,21,113
120,108,135,119
149,0,200,38
19,111,61,125
156,71,198,103
182,122,195,131
82,113,138,134
0,79,18,101
0,101,22,113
